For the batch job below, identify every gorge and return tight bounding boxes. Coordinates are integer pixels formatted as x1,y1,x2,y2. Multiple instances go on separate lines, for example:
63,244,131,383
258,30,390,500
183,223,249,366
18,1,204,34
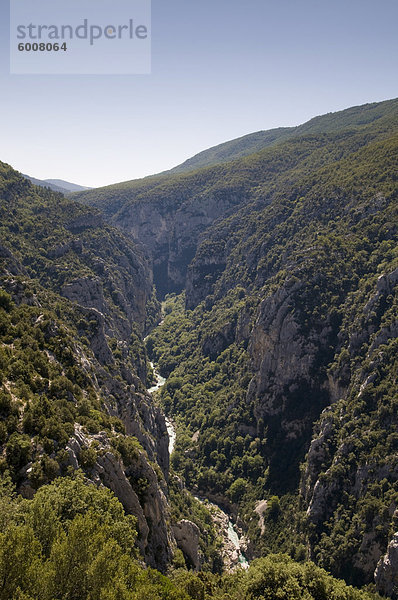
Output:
1,97,398,599
73,97,398,593
148,353,250,571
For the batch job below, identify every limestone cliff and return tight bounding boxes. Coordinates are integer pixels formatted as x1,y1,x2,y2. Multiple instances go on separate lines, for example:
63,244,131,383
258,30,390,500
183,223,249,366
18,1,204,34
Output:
66,426,173,570
112,190,242,297
0,169,174,573
300,266,398,587
375,532,398,598
246,277,335,488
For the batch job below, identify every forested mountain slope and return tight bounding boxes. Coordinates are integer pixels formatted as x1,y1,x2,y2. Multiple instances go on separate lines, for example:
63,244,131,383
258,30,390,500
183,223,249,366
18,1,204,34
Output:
0,160,384,600
2,97,398,598
164,127,293,174
0,163,178,569
147,128,398,587
72,98,398,594
73,98,398,297
165,97,398,174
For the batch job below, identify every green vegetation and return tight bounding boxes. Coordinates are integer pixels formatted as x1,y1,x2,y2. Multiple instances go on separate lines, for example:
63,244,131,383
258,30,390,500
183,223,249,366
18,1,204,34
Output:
0,164,172,573
168,475,224,572
2,98,398,597
142,98,398,588
73,97,398,301
0,285,145,488
0,472,382,600
0,159,155,339
73,98,398,213
0,161,162,483
307,336,398,585
146,293,266,502
0,473,189,600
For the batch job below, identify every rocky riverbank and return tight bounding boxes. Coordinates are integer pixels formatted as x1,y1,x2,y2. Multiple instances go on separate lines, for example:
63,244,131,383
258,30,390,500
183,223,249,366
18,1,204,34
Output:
195,496,249,571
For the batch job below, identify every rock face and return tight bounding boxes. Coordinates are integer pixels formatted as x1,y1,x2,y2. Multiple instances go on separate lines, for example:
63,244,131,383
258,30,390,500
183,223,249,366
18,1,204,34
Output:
48,238,83,259
65,321,170,479
67,213,103,233
186,241,226,309
300,407,337,510
79,307,115,365
0,176,174,573
299,267,398,587
0,244,24,276
254,500,268,536
375,533,398,598
36,207,156,344
248,280,331,413
203,501,249,572
66,426,173,571
172,520,201,571
62,277,106,314
113,193,240,297
246,278,334,487
201,319,236,360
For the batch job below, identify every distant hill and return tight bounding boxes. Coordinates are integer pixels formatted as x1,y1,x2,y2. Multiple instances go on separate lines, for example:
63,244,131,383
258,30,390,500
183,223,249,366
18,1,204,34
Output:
72,97,398,254
73,98,398,221
164,98,398,174
22,173,91,195
165,127,293,174
44,178,92,193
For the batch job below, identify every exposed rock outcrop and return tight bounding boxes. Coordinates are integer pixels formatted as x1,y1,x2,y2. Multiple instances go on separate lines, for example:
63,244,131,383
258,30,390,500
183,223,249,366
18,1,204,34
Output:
201,320,236,360
0,244,24,276
254,500,268,536
66,426,173,571
172,520,201,571
62,277,105,314
246,278,334,487
113,192,240,297
186,241,226,309
206,502,249,572
300,267,398,586
48,238,83,259
300,407,337,506
375,532,398,598
0,168,173,574
248,280,321,408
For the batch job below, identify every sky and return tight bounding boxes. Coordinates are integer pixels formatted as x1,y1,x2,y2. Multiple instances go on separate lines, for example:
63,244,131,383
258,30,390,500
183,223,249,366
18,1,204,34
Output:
0,0,397,188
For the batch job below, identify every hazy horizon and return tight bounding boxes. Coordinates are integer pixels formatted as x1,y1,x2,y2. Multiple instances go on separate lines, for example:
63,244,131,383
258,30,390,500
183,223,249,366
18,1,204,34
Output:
14,94,398,189
1,0,397,187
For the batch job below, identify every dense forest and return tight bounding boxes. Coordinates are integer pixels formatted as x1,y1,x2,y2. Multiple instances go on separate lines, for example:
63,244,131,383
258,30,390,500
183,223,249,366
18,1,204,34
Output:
1,98,398,598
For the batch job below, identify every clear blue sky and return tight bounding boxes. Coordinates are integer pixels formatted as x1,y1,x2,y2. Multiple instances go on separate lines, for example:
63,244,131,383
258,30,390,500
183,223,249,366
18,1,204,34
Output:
0,0,397,187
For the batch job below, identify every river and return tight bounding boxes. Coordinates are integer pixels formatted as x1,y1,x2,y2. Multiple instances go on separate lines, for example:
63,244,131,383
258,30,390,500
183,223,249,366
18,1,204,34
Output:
147,357,249,570
147,362,176,455
228,521,250,569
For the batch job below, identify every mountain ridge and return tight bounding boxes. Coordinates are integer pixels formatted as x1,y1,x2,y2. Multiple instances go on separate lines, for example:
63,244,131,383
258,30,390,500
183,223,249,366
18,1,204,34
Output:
71,97,398,194
73,97,398,299
22,173,91,195
164,98,398,174
44,178,92,193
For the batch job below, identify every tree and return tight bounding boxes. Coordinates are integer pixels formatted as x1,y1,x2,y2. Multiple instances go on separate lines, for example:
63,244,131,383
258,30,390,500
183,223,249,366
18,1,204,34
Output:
228,478,248,503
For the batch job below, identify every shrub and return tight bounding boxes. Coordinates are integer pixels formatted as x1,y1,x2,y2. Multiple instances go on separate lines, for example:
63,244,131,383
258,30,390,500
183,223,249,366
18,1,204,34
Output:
0,290,13,312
